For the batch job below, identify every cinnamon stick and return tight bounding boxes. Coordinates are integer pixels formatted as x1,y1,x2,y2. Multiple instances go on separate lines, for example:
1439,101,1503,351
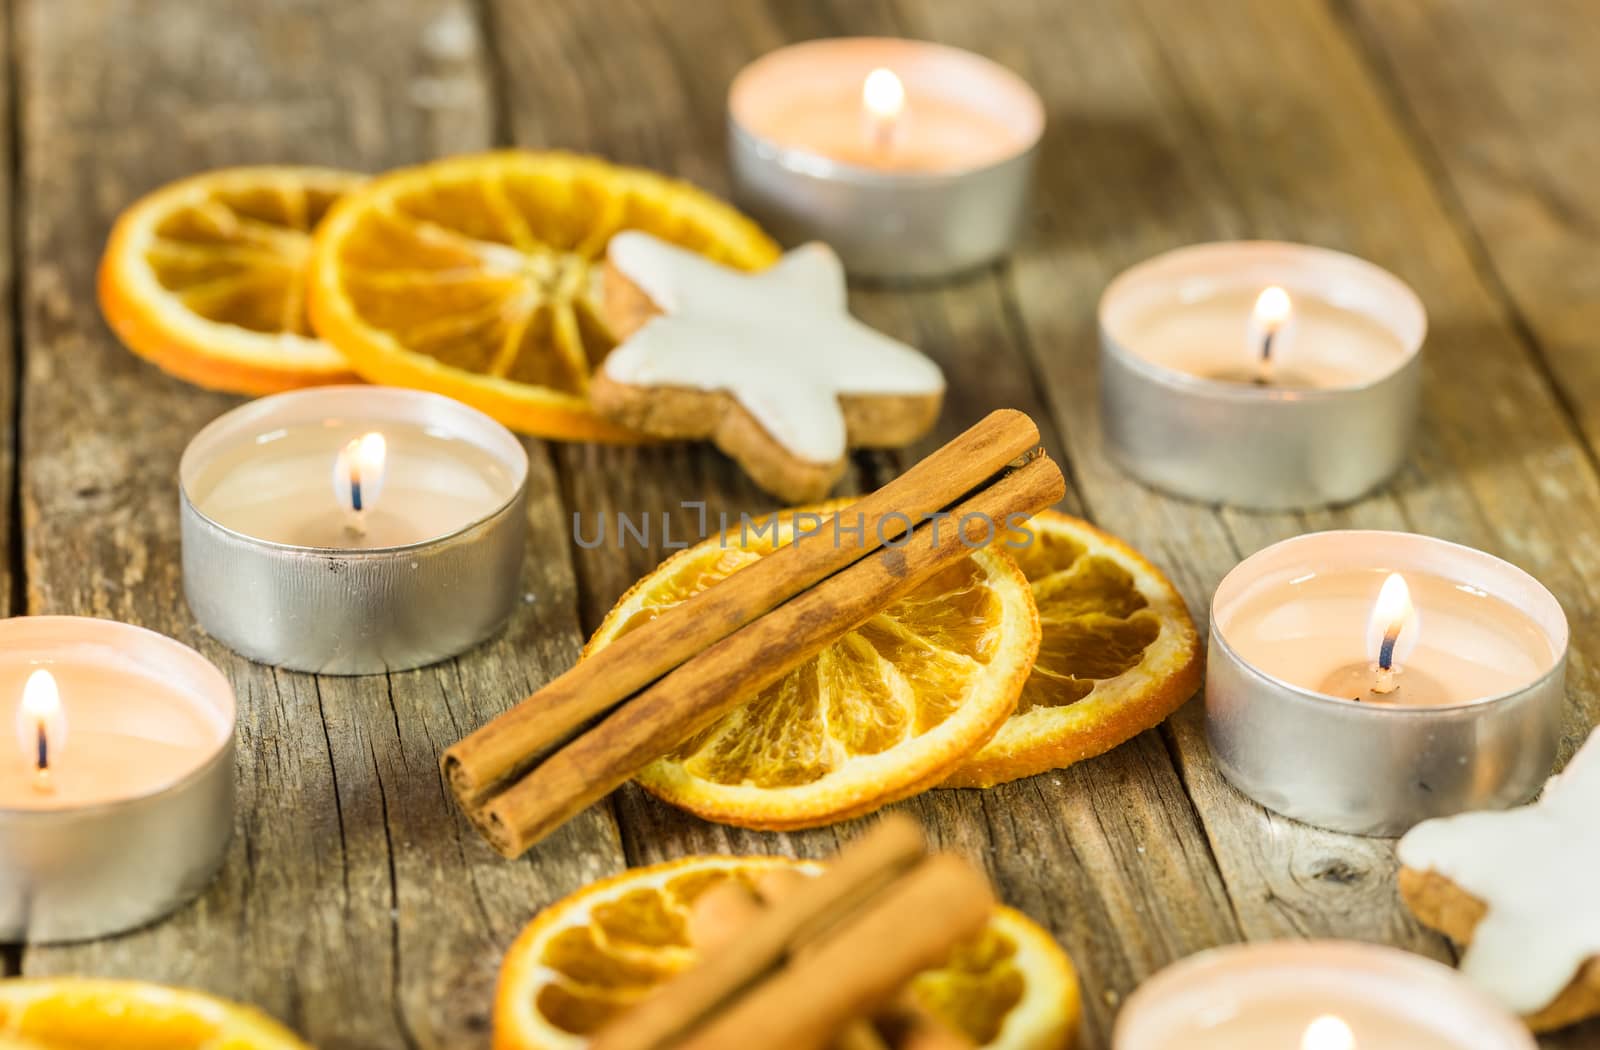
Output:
753,870,973,1050
680,855,994,1050
692,878,891,1050
592,817,928,1050
477,454,1065,857
443,409,1040,809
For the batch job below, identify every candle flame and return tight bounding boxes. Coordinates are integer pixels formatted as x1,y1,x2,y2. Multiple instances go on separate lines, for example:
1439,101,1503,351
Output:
1254,286,1293,331
862,68,906,122
333,431,389,521
1249,286,1294,383
1301,1015,1355,1050
16,669,66,787
1366,572,1420,693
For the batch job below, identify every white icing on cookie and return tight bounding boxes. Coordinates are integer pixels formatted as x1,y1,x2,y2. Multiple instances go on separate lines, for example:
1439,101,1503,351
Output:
1398,727,1600,1015
603,232,945,464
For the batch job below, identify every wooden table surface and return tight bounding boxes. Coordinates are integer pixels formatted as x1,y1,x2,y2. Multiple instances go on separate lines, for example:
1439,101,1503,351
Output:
4,1,1599,1047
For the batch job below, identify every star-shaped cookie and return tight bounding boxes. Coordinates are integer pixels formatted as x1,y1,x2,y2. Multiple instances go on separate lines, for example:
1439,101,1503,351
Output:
591,231,945,502
1398,727,1600,1031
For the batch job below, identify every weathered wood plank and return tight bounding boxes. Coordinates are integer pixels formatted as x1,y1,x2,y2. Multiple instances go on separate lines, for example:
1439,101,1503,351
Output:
1,0,15,623
1334,4,1600,1042
0,0,17,981
12,2,623,1046
894,2,1600,1046
483,2,1241,1046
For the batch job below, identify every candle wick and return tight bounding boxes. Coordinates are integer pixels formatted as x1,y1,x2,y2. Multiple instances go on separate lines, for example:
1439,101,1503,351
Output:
345,464,369,538
1371,625,1402,694
32,721,54,795
1253,329,1275,385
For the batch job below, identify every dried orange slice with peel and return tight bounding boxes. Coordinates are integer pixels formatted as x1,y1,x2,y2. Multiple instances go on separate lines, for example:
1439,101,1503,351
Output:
493,855,1080,1050
99,166,363,394
308,151,780,442
0,978,311,1049
944,510,1202,788
585,504,1039,830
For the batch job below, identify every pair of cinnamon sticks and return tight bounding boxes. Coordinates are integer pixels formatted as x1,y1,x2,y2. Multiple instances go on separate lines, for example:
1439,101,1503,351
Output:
443,410,1064,856
593,816,990,1050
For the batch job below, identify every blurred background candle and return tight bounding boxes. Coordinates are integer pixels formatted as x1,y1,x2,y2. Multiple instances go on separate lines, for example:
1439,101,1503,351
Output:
180,386,530,674
1207,531,1567,835
728,37,1044,279
1114,941,1536,1050
1099,241,1426,508
0,616,235,943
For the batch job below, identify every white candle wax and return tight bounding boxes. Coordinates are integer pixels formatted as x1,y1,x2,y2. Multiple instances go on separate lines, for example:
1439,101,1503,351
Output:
1115,942,1536,1050
1220,567,1555,707
1118,287,1408,389
189,418,518,549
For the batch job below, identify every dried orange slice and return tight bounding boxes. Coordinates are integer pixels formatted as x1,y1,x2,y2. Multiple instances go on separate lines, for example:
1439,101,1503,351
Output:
585,505,1039,829
943,511,1202,788
493,855,1080,1050
0,978,310,1049
98,166,363,394
308,151,779,442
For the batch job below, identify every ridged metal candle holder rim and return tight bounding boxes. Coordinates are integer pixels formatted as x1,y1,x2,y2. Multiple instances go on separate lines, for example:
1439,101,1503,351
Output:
177,482,526,556
1098,239,1428,386
1098,324,1419,401
177,385,532,540
1208,614,1569,716
0,616,237,813
1211,528,1571,679
727,36,1046,182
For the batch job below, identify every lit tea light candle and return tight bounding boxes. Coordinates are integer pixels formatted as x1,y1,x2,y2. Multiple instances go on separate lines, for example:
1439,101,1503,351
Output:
1114,941,1536,1050
728,37,1045,279
1098,241,1426,508
1208,531,1567,835
180,386,530,674
0,616,236,943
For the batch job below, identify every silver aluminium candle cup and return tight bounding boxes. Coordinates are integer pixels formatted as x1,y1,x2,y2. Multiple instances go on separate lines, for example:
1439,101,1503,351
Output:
180,387,530,675
0,617,236,943
728,38,1044,280
1206,532,1568,836
1099,242,1426,510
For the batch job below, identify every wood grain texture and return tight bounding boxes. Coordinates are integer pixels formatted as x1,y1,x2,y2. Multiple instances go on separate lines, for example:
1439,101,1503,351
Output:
5,0,1599,1046
1336,3,1600,1042
890,1,1600,1044
10,1,624,1045
482,2,1239,1046
1,0,15,625
0,0,15,980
